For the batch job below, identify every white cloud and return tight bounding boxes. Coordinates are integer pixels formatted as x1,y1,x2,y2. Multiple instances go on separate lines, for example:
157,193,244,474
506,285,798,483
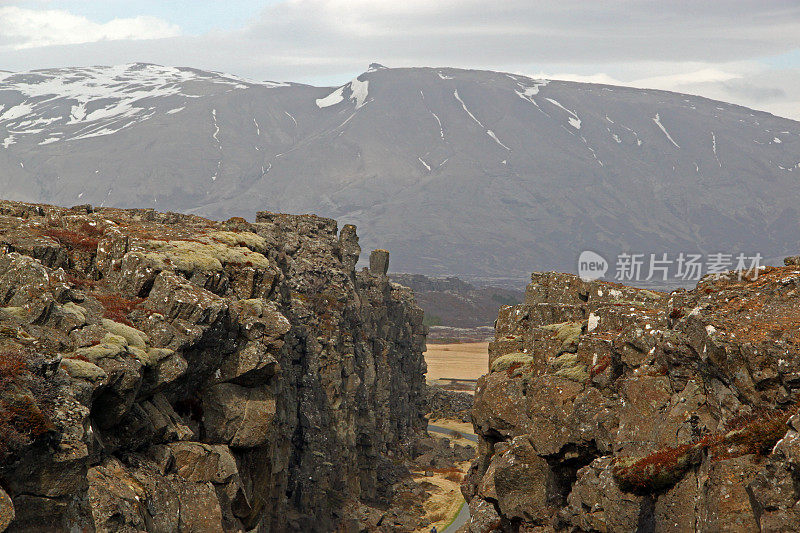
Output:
525,72,624,85
521,60,800,120
631,68,743,88
528,66,750,96
0,6,181,50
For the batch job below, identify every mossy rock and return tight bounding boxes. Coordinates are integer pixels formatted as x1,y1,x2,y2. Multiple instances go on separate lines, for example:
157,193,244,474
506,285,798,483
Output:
0,325,34,342
637,289,665,301
238,299,265,317
204,231,268,254
491,352,534,373
101,319,148,348
541,320,585,353
73,333,128,362
143,239,270,273
127,345,148,364
549,353,589,383
60,357,107,382
61,302,87,322
0,486,13,531
0,307,27,321
137,347,175,368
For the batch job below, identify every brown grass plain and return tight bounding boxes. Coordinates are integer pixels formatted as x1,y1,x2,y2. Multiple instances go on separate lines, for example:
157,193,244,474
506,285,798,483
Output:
424,341,490,382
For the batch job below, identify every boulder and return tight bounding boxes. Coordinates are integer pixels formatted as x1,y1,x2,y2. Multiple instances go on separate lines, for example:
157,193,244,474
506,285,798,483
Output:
491,436,551,523
202,383,275,447
0,488,13,532
168,442,238,483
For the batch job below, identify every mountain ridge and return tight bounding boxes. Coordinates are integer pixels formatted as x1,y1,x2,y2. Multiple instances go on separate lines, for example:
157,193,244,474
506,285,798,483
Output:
2,63,800,279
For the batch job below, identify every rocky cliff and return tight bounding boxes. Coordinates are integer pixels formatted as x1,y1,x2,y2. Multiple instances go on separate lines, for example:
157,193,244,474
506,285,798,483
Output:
0,199,427,532
466,267,800,531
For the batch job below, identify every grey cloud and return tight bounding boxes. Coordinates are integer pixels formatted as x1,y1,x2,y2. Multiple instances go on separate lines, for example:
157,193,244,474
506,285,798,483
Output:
4,1,800,76
237,0,800,66
719,80,786,101
1,0,800,119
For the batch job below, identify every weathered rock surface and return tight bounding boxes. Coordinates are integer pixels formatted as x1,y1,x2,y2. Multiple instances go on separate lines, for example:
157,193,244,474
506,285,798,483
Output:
425,386,474,423
0,199,427,532
465,268,800,531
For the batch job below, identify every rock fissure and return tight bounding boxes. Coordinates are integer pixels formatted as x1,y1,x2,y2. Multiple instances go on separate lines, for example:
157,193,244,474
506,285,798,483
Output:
0,199,428,532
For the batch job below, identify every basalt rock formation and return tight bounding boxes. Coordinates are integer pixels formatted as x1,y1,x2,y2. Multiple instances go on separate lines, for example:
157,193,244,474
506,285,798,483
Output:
465,267,800,531
0,199,427,532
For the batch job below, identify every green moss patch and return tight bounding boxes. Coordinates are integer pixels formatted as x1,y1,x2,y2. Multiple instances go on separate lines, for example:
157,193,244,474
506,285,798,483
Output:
142,239,270,273
549,353,589,383
490,352,534,373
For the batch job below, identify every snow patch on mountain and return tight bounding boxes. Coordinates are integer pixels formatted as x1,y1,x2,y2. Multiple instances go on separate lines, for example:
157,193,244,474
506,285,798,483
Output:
350,78,370,109
431,111,444,139
544,98,581,129
454,90,485,129
455,89,513,150
0,63,283,146
512,77,549,111
316,87,346,108
487,130,511,151
653,113,680,148
712,131,722,166
316,76,370,109
212,109,220,144
0,103,33,121
420,90,444,139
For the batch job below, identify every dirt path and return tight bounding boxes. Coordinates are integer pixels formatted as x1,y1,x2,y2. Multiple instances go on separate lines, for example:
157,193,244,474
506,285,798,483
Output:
424,423,478,533
442,501,470,533
427,424,477,443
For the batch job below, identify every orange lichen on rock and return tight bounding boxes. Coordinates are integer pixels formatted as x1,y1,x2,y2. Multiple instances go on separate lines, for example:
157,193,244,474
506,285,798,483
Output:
92,293,145,326
0,348,56,458
614,403,798,491
41,227,100,253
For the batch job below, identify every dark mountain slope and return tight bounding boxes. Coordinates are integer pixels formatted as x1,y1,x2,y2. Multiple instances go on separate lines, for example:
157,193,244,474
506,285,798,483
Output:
2,63,800,279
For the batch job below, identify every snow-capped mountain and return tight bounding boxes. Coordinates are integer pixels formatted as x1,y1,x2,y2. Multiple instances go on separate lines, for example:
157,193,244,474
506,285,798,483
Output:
2,62,800,279
0,63,288,146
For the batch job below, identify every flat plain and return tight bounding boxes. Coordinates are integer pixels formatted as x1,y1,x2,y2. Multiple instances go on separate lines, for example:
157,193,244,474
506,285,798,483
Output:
424,341,490,383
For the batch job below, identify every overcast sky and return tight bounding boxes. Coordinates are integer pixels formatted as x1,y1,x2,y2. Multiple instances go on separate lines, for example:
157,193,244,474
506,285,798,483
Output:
2,1,800,119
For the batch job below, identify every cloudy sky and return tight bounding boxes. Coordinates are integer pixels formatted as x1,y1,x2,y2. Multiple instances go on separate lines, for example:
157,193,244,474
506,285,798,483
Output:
2,0,800,119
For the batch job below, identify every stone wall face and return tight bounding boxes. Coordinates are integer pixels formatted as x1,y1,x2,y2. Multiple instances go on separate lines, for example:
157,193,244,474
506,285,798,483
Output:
466,269,800,531
0,200,426,532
